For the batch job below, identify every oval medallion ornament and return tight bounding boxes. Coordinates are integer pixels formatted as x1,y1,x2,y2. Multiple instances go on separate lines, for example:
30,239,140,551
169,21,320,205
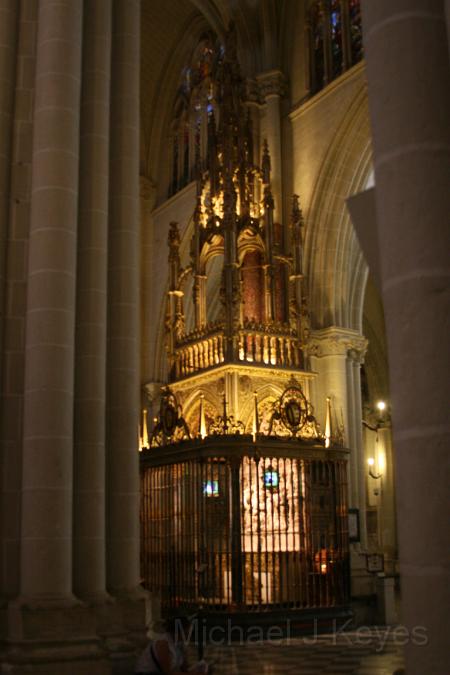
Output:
285,400,301,427
162,404,177,437
280,387,308,431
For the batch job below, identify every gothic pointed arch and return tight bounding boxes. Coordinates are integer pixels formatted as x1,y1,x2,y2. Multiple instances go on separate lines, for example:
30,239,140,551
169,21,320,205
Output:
304,82,372,332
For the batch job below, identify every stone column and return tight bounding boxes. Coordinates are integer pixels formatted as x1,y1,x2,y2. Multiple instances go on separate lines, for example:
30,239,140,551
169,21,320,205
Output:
0,1,18,375
0,0,19,649
4,2,108,672
73,0,112,602
309,327,372,593
106,0,142,599
348,348,367,547
257,70,286,226
20,0,82,603
362,2,450,673
0,0,19,605
378,425,397,573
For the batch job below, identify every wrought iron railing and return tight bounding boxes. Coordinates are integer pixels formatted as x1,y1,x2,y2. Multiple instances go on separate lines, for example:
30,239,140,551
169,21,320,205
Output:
140,438,349,616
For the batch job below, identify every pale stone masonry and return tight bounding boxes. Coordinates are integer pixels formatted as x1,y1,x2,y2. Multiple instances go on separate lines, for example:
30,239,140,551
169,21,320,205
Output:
73,0,112,602
362,1,450,674
0,1,145,673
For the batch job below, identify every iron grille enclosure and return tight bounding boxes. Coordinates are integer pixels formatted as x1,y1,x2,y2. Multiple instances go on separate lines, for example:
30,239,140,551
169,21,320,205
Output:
140,434,350,631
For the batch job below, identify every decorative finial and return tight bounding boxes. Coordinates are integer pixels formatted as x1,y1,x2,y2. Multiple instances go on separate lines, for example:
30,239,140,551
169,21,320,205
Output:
199,394,207,439
325,397,332,448
252,392,259,442
222,393,228,434
262,139,271,184
291,194,304,226
142,409,149,449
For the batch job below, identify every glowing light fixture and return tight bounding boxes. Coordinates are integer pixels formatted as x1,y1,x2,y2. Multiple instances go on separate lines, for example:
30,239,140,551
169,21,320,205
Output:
367,456,381,480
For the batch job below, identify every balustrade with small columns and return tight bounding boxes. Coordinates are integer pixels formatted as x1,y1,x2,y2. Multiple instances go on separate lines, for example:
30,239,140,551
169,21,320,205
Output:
172,324,304,379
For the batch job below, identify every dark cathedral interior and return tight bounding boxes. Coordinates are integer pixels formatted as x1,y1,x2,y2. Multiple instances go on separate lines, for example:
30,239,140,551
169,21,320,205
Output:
0,1,448,674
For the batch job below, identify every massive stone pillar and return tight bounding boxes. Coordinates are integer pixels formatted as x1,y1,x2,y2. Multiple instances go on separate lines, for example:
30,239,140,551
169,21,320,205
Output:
378,425,397,573
0,0,19,650
0,0,18,369
0,0,19,600
20,0,82,607
73,0,112,602
309,328,368,511
106,0,146,645
361,1,450,672
5,1,108,672
309,327,373,594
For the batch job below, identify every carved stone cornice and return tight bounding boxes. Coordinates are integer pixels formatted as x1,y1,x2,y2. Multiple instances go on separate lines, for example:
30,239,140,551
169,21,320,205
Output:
256,69,288,99
307,327,368,362
244,77,261,104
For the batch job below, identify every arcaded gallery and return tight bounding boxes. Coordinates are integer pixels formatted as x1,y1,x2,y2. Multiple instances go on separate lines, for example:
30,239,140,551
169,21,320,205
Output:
0,1,448,674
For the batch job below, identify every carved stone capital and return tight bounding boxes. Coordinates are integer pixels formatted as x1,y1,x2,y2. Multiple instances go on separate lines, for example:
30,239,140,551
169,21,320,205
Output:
244,77,261,104
256,69,288,99
307,326,368,361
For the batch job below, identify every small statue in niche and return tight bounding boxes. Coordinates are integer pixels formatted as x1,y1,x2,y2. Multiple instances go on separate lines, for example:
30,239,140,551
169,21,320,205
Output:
173,312,185,341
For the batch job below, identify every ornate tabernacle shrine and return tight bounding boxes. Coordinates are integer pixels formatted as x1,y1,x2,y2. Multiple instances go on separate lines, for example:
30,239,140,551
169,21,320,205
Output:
140,27,350,632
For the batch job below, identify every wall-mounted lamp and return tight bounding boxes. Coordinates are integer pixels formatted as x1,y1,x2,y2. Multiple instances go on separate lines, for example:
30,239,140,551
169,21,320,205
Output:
367,456,382,480
363,401,389,492
362,399,389,433
376,400,386,413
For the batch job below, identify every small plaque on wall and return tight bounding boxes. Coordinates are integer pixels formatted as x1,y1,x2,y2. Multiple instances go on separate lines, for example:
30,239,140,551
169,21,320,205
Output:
366,553,384,574
348,508,360,543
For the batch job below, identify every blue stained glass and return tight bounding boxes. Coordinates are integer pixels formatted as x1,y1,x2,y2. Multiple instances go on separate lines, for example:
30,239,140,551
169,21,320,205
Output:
264,470,279,489
203,480,219,496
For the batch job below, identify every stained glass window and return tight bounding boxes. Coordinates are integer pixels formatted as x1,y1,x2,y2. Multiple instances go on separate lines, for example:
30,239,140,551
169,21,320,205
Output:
311,2,324,92
330,0,343,78
349,0,363,64
170,33,221,196
309,0,363,96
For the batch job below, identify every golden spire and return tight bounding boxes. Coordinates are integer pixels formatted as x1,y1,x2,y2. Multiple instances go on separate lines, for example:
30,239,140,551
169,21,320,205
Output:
252,391,259,442
325,397,332,448
199,394,207,439
142,409,149,449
